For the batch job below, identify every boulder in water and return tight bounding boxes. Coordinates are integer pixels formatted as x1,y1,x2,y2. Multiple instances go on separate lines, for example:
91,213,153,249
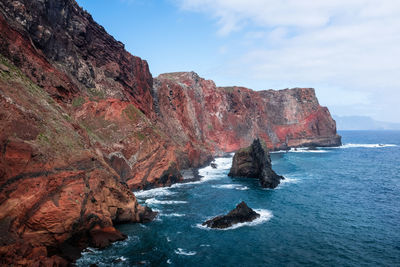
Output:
202,201,260,229
228,139,284,188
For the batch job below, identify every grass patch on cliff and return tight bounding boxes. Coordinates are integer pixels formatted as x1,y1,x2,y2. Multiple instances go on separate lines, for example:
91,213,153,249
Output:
0,55,45,98
87,87,105,101
0,55,86,154
72,96,85,107
37,133,50,144
123,104,145,122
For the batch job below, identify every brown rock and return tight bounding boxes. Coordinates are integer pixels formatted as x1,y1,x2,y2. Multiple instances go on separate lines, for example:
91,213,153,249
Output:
202,201,260,229
228,139,284,189
0,0,341,265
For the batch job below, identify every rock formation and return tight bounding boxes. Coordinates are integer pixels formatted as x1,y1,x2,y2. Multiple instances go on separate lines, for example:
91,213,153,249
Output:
229,139,284,188
154,72,341,154
202,201,260,229
0,0,340,265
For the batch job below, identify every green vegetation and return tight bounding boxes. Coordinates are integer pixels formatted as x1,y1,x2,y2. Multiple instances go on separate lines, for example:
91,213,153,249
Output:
37,133,50,144
136,132,146,141
123,104,145,122
0,54,86,154
87,87,105,101
72,96,85,107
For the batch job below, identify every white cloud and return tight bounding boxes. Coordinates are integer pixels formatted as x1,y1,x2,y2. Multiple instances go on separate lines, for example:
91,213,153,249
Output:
176,0,400,122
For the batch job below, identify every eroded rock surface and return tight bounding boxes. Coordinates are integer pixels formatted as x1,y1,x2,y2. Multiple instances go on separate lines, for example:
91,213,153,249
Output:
229,139,284,188
154,72,341,154
202,201,260,229
0,0,340,265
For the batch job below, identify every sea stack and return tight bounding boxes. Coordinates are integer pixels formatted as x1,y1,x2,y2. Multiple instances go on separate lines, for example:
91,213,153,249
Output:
202,201,260,229
228,139,284,188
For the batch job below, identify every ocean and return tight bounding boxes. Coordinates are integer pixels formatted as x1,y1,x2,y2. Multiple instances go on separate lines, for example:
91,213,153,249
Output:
77,131,400,266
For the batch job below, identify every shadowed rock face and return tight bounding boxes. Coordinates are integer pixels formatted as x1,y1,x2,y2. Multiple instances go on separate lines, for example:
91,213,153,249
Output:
228,139,284,188
0,0,340,265
202,201,260,229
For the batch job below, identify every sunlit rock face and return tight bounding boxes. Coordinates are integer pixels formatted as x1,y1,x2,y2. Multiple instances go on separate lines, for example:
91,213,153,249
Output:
154,71,341,154
0,0,340,265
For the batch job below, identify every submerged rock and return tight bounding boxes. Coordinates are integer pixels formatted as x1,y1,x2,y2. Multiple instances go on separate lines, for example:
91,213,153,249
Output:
202,201,260,229
228,139,284,188
210,162,218,169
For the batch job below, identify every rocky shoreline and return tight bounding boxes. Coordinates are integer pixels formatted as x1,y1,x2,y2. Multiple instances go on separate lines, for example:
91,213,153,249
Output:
0,0,340,265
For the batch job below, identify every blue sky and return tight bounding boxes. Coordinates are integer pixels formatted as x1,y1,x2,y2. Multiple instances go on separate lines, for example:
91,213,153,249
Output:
76,0,400,123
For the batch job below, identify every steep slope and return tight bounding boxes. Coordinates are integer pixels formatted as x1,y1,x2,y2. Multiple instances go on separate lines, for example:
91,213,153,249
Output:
0,0,340,265
154,72,341,153
0,0,184,190
0,55,155,265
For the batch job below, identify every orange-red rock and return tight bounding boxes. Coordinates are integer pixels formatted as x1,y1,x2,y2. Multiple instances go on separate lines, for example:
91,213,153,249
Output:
0,0,340,265
154,72,341,154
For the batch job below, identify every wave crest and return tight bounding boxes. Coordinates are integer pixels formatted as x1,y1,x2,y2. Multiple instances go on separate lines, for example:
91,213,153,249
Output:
340,143,397,148
174,248,197,256
145,198,187,205
212,184,249,190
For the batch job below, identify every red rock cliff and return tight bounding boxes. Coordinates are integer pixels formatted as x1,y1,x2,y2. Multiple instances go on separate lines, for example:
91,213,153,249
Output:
0,0,340,265
154,72,341,154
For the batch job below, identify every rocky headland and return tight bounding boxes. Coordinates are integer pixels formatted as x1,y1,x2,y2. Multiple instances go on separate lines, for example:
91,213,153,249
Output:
229,139,284,188
0,0,340,265
202,201,260,229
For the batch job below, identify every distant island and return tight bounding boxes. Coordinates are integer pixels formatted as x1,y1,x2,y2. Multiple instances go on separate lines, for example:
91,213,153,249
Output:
333,115,400,130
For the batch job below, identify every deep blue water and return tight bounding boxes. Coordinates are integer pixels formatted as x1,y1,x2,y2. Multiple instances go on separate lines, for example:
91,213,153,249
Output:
77,131,400,266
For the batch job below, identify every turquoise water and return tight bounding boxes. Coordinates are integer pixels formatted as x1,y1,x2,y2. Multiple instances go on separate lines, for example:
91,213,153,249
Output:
77,131,400,266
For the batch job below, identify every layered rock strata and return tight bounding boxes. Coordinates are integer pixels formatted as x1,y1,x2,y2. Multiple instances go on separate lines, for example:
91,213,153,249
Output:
154,72,341,154
228,139,284,188
0,0,340,265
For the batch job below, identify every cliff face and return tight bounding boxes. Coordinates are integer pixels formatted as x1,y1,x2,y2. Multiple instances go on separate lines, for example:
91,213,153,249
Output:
0,0,340,265
154,72,341,153
0,0,184,190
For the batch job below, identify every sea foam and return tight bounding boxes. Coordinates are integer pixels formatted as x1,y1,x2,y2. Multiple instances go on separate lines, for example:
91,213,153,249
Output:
145,198,187,205
160,213,186,217
169,156,234,189
212,184,249,190
271,148,328,153
196,209,273,231
339,143,397,149
174,248,197,256
134,187,175,198
280,177,300,184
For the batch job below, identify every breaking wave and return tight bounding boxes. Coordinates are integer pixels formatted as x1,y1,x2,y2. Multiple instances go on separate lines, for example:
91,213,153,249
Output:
196,209,273,231
339,143,397,149
145,198,187,205
212,184,249,190
174,248,197,256
160,213,186,217
134,187,175,198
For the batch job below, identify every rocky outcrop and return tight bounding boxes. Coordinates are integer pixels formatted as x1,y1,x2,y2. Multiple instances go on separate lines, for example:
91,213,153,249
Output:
0,0,340,265
228,139,284,188
154,72,341,154
202,201,260,229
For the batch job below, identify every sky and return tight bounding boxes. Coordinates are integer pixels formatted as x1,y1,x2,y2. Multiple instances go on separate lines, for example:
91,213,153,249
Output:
75,0,400,123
